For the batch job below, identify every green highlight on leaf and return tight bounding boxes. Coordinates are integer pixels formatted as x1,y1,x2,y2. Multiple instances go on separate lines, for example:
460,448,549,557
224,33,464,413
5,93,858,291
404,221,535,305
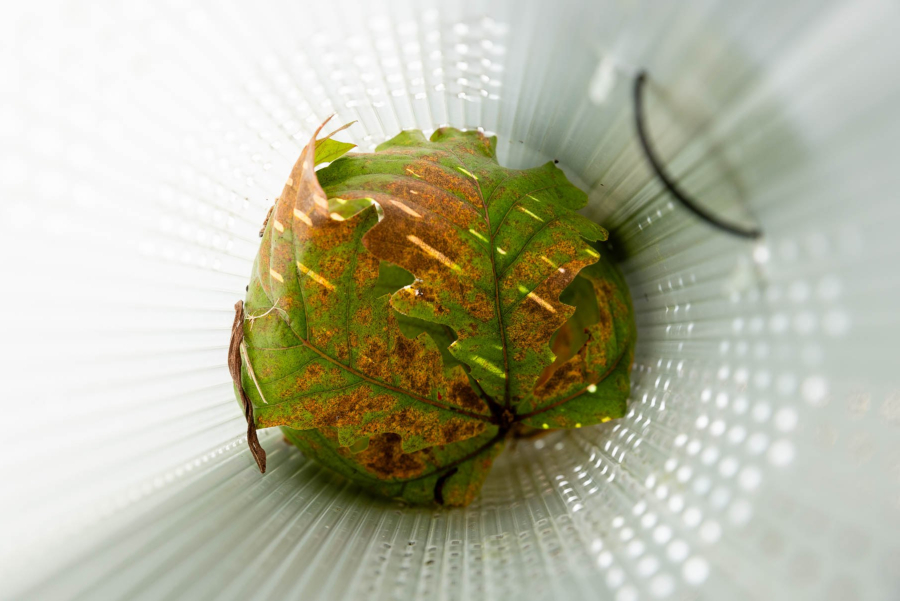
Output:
233,118,636,506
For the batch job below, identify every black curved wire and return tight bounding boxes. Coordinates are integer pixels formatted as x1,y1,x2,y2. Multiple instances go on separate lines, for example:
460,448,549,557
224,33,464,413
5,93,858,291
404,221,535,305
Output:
633,71,762,239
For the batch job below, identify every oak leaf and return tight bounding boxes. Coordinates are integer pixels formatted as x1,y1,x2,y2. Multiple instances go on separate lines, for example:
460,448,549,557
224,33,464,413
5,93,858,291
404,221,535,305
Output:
231,118,635,506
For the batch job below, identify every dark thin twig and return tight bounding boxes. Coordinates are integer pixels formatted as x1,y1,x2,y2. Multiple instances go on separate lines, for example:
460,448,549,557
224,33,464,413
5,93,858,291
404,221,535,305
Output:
633,71,762,240
470,375,505,426
403,429,508,486
433,468,459,505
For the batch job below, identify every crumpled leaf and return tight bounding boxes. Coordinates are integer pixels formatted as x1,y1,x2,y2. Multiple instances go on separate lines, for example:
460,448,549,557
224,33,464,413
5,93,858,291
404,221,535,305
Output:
234,119,635,506
257,122,357,238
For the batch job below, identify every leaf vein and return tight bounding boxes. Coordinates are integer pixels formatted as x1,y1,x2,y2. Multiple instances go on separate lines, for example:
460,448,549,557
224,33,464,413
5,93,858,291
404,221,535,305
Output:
489,184,565,240
444,146,512,409
496,215,564,280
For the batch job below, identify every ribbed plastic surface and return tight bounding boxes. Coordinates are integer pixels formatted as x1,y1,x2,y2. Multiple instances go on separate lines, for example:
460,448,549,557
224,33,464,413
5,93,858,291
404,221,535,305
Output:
2,0,899,599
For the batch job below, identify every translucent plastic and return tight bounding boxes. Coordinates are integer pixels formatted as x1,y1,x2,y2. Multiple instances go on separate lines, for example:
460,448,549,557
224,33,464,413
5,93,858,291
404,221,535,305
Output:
1,0,899,599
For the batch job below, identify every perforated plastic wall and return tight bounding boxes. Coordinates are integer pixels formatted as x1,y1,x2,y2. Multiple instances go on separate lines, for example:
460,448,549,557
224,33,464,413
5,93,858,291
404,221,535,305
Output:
2,1,899,599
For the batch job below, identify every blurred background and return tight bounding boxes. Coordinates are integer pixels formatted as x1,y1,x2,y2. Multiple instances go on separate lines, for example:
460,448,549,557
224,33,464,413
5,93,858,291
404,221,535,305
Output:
1,0,899,599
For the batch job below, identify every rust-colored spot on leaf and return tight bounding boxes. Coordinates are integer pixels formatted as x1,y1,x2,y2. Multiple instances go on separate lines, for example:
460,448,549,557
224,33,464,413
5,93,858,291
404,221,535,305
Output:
352,433,430,480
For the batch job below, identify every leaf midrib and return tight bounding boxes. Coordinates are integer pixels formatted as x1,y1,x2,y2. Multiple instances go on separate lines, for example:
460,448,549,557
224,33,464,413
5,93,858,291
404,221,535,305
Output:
444,146,512,409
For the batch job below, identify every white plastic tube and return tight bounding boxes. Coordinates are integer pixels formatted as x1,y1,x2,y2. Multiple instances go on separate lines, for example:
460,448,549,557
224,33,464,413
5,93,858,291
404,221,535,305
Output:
1,0,898,599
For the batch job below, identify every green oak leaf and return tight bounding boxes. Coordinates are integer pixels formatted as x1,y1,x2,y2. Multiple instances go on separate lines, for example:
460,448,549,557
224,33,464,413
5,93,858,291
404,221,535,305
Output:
235,120,634,506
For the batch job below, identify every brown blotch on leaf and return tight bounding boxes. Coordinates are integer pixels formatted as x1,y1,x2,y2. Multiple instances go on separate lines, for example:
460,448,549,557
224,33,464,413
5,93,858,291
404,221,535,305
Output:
353,250,381,287
445,374,490,413
535,321,578,389
356,406,485,447
267,382,486,448
353,433,430,480
407,158,481,209
392,333,435,396
309,214,358,252
357,190,496,326
314,387,396,427
393,285,450,319
295,361,328,390
356,330,389,376
505,255,594,364
532,346,588,402
505,292,574,365
311,325,341,356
